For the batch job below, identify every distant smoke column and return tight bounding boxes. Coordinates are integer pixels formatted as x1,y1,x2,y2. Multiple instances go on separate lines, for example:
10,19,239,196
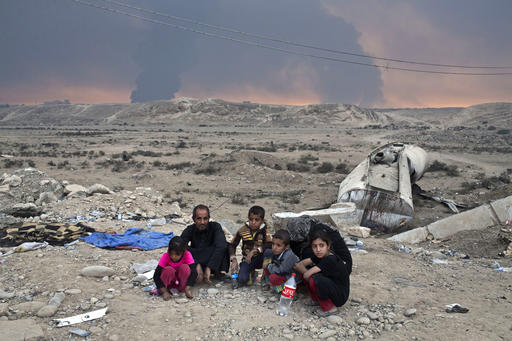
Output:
130,26,198,103
129,0,220,103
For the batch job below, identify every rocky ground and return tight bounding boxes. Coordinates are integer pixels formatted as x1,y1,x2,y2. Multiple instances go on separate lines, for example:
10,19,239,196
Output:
0,100,512,340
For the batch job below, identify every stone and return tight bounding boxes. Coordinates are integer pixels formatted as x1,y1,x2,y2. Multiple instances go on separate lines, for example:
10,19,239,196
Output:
65,289,82,295
326,315,343,325
49,292,65,306
36,305,58,317
176,298,189,304
347,225,371,238
169,202,182,216
13,301,45,314
367,311,379,320
356,316,371,325
0,303,8,316
404,308,417,317
90,326,102,334
3,203,41,218
64,184,86,193
80,266,115,278
257,296,267,304
0,318,45,340
0,289,15,299
351,297,362,304
2,175,22,187
319,330,337,339
207,288,219,295
35,192,57,206
87,184,112,195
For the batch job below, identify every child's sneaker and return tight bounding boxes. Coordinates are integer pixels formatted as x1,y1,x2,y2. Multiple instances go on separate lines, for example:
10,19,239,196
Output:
247,271,258,286
272,284,284,294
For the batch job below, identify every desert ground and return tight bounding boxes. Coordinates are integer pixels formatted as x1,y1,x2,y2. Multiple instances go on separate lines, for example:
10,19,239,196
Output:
0,99,511,340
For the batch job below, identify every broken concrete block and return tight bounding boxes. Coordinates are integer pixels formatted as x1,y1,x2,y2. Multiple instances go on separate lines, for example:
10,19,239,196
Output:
389,195,512,243
427,204,496,240
488,195,512,223
347,225,371,238
388,227,428,244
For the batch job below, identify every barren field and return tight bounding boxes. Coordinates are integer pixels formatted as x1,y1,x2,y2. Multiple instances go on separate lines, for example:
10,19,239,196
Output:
1,100,511,340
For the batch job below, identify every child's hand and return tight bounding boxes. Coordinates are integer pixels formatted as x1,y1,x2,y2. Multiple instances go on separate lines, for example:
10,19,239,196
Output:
245,249,256,263
230,257,239,272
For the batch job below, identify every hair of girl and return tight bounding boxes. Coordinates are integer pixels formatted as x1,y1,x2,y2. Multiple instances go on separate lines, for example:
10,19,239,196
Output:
168,236,187,254
309,229,331,247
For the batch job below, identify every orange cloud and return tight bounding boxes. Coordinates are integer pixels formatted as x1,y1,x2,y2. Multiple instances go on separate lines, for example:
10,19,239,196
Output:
322,1,512,108
175,60,323,105
0,82,131,105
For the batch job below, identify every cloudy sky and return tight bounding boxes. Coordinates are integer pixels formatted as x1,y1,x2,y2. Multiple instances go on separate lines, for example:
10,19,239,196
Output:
1,0,511,107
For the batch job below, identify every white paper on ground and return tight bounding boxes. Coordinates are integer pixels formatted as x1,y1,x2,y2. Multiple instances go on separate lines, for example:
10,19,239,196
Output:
142,269,155,279
54,308,108,327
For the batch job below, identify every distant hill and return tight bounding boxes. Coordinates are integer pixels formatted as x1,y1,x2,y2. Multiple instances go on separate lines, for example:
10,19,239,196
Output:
375,102,512,129
0,98,389,128
448,102,512,128
0,98,509,128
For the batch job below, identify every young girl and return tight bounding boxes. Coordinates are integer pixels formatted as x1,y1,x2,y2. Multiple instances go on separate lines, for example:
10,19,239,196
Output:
294,229,350,317
153,236,195,300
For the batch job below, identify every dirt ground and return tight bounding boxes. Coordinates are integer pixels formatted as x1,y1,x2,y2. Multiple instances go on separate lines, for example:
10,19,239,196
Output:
1,117,512,340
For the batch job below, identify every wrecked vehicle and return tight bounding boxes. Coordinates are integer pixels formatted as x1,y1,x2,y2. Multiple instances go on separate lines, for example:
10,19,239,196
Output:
336,142,428,233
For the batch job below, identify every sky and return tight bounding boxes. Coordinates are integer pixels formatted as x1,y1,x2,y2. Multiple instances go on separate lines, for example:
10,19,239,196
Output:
1,0,511,108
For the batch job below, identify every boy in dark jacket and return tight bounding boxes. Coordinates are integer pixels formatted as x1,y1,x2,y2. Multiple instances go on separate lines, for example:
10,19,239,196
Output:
229,206,272,286
262,229,299,293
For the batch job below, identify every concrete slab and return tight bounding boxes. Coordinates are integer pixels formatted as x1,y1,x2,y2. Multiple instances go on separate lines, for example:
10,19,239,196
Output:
426,204,497,240
0,319,45,340
389,195,512,243
388,227,428,244
489,195,512,223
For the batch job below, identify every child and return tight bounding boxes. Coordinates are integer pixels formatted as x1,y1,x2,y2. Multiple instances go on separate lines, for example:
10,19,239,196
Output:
153,236,195,300
262,229,299,293
294,229,350,317
229,206,272,286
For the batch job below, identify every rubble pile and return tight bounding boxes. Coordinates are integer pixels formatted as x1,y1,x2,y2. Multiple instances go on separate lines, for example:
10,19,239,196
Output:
0,168,186,230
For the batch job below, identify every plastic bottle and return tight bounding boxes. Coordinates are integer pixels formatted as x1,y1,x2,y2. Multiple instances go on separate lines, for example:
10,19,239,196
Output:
276,273,296,316
231,272,239,289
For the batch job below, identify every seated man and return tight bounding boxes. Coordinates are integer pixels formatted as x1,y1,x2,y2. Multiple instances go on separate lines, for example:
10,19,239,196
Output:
181,204,229,284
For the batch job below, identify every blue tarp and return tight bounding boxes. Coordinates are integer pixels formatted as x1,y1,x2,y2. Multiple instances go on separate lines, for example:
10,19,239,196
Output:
80,228,174,250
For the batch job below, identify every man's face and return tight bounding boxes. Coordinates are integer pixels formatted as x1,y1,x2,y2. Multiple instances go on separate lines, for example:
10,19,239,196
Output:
193,209,210,231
